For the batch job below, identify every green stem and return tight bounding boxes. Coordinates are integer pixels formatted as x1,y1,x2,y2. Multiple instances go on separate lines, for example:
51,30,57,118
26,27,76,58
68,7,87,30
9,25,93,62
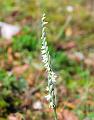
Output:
53,108,58,120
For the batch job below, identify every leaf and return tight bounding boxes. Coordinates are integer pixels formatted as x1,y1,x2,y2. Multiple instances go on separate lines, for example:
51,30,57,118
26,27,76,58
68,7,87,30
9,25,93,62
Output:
12,64,29,77
58,109,79,120
87,113,94,119
0,98,8,108
65,27,72,37
8,113,24,120
63,101,76,109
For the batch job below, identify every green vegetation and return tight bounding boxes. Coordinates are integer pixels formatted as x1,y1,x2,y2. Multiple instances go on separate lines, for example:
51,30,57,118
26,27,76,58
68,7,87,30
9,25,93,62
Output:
0,0,94,119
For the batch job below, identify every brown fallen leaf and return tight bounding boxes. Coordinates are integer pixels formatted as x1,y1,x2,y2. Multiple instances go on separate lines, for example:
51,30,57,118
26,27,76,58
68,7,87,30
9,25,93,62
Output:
8,113,23,120
67,52,84,62
64,42,76,50
58,109,79,120
56,41,76,51
0,60,6,68
0,40,12,48
63,101,76,109
84,58,94,67
35,92,41,99
87,100,94,106
8,115,17,120
21,97,32,108
58,85,68,98
7,47,14,64
26,73,35,86
14,52,21,59
8,55,13,64
12,64,29,76
65,27,73,37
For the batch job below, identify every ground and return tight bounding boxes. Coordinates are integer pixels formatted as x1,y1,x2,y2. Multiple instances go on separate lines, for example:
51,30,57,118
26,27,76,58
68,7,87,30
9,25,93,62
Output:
0,0,94,120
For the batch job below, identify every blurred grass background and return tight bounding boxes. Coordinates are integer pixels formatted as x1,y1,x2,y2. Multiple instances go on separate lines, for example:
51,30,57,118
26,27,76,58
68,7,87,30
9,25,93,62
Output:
0,0,94,120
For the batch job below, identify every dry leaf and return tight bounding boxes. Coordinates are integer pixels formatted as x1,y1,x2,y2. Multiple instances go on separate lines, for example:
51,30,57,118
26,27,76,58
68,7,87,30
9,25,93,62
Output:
63,101,76,109
65,27,72,37
26,73,35,86
8,113,23,120
12,64,29,76
56,41,76,51
64,42,76,50
84,58,94,67
0,40,12,48
67,52,84,62
58,109,79,120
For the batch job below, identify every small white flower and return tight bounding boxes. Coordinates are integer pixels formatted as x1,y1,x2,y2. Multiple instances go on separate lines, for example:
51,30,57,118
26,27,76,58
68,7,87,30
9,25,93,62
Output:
45,94,51,101
51,71,57,77
42,13,46,21
49,102,54,108
46,86,49,91
49,71,57,83
44,62,50,71
49,84,54,92
42,22,48,26
41,13,57,109
42,27,46,34
52,78,56,83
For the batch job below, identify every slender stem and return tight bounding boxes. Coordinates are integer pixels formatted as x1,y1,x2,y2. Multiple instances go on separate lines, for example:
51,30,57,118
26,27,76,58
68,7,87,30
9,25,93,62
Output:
53,108,58,120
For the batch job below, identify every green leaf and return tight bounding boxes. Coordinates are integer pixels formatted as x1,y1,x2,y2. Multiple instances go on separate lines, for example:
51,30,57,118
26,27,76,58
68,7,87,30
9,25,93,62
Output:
0,98,8,108
88,113,94,119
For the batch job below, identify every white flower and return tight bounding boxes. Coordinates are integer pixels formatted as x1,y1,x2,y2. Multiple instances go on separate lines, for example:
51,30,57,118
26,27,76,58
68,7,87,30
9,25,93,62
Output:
52,78,56,83
49,102,54,108
45,94,51,101
41,46,48,54
42,22,48,26
41,13,57,109
50,71,57,83
49,84,54,92
46,86,49,91
44,62,50,71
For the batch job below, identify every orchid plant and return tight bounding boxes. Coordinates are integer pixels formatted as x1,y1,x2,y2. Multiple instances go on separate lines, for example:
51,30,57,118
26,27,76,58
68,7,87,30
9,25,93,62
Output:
41,13,58,120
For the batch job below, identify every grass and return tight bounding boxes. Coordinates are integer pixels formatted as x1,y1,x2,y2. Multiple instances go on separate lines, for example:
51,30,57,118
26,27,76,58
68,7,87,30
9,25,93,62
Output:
0,0,94,119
